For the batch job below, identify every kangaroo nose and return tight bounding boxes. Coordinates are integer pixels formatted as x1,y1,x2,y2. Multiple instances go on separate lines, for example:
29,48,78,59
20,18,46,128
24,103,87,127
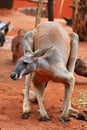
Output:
10,72,18,80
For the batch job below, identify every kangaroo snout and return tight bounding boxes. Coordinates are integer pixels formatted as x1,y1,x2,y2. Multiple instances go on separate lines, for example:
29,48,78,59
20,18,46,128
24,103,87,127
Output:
10,72,18,80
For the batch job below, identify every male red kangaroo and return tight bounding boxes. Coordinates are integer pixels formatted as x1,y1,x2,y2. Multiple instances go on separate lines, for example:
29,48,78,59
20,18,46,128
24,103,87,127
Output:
10,21,86,122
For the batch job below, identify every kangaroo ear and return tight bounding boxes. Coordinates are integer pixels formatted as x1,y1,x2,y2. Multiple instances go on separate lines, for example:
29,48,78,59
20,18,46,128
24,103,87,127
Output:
22,31,35,54
22,39,33,54
32,46,53,59
18,29,26,36
0,21,11,35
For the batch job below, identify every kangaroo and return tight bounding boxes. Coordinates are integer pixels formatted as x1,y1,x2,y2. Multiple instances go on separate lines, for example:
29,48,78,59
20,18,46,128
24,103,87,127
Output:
10,21,86,122
0,21,11,47
11,29,26,63
75,58,87,77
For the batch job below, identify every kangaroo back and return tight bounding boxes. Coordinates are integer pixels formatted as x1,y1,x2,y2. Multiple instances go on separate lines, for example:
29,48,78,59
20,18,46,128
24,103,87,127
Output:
34,21,70,50
34,21,71,66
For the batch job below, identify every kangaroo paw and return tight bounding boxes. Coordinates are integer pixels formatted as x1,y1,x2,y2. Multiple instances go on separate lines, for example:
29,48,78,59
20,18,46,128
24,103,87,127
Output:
77,113,87,121
59,116,70,122
21,112,30,119
39,116,50,122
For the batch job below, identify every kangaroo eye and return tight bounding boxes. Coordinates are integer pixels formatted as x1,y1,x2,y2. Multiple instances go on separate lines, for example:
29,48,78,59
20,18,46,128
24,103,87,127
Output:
23,61,28,65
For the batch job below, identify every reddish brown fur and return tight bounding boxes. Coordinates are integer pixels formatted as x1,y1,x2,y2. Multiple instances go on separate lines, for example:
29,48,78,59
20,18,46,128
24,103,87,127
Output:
11,29,26,63
75,58,87,77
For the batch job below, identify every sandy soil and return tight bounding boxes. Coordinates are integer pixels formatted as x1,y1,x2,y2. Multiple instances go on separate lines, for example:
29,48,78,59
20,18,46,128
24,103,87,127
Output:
0,8,87,130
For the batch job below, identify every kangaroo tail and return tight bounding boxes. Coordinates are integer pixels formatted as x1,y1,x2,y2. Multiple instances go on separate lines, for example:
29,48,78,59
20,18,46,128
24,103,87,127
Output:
67,32,79,72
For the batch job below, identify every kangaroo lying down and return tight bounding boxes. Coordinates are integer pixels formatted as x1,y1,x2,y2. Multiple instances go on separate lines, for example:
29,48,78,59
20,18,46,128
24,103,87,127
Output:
75,58,87,77
10,21,86,122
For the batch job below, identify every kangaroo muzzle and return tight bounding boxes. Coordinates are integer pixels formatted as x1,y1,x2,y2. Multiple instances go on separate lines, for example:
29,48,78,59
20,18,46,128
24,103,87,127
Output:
10,72,19,80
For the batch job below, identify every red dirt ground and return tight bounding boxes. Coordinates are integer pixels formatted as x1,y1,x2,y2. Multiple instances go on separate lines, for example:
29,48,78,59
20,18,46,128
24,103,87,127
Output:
0,8,87,130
